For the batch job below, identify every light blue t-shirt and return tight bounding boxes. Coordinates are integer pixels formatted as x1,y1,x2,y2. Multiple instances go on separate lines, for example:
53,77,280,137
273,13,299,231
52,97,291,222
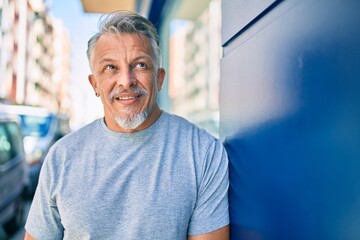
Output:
25,112,229,240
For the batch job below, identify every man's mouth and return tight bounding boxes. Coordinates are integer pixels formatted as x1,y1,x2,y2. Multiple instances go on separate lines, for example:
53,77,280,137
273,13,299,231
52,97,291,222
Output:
109,87,148,103
115,95,141,101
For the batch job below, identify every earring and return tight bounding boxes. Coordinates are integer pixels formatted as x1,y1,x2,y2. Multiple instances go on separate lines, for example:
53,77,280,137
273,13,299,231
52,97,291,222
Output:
95,92,99,97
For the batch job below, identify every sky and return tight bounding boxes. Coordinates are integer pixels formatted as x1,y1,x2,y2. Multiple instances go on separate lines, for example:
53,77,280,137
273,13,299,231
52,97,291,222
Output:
48,0,103,129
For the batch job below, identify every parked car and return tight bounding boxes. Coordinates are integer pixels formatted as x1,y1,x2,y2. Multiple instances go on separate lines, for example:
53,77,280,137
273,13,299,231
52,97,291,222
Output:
0,112,28,236
1,105,70,195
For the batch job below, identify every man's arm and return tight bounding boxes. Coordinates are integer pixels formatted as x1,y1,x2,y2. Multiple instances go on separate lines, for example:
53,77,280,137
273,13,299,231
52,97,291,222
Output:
188,225,229,240
24,232,35,240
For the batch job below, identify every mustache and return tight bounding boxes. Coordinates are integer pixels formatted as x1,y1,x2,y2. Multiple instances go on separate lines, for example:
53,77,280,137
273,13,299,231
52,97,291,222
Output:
108,87,148,101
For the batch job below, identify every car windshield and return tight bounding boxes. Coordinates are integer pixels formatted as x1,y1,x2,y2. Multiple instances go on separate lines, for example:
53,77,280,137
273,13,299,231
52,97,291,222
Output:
19,115,52,137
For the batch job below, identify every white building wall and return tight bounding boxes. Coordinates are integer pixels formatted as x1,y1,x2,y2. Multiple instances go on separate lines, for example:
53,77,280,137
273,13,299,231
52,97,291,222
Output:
168,0,222,136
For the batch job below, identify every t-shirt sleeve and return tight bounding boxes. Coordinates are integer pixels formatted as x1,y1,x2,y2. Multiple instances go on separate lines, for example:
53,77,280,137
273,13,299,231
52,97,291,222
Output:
188,139,230,236
25,148,64,240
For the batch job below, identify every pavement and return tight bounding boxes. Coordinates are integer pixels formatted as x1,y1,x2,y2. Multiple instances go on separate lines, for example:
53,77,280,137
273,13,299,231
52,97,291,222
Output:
0,200,31,240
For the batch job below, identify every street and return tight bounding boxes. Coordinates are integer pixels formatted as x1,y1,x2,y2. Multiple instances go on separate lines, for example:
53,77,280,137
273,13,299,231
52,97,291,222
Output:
0,200,31,240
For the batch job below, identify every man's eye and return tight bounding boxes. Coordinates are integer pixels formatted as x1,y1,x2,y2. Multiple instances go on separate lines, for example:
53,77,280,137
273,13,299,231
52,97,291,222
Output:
134,62,147,69
105,65,117,70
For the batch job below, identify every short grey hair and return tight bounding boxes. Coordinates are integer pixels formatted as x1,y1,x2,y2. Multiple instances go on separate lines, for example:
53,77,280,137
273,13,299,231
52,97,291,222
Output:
87,11,161,69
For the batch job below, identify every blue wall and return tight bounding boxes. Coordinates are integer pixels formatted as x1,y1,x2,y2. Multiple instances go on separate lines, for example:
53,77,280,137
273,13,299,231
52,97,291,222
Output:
220,0,360,239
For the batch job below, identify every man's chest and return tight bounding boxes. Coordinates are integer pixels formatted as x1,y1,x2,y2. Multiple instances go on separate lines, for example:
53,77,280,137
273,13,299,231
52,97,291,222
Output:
54,152,197,238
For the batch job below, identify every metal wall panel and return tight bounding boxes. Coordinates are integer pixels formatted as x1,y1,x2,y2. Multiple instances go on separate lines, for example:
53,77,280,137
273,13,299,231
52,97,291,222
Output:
221,0,279,45
221,0,360,239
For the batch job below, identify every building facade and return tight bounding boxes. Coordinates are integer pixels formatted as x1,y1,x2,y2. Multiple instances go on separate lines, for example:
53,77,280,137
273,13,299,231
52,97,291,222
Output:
167,0,221,137
0,0,71,114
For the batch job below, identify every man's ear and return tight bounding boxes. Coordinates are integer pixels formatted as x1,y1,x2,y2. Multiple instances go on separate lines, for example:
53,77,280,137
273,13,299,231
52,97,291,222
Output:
88,74,98,93
156,68,165,91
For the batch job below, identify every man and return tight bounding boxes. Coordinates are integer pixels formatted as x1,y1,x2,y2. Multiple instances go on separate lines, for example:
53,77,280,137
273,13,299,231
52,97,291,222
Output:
25,11,229,240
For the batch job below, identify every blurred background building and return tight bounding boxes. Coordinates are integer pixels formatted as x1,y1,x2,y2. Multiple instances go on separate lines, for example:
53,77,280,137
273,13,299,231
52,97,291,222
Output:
0,0,72,117
167,0,221,137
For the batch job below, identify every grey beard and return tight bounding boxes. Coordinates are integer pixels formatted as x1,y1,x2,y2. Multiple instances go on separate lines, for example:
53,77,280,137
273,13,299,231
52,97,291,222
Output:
114,110,148,130
109,86,150,130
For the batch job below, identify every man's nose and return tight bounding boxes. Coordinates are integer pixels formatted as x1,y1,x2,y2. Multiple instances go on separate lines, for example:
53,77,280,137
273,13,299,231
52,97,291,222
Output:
116,68,136,88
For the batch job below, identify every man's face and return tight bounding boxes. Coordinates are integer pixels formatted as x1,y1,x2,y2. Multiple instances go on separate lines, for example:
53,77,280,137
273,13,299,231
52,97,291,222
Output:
88,33,165,132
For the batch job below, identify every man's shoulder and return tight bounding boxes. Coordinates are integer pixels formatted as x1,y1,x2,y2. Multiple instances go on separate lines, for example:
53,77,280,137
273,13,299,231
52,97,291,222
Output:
44,119,103,168
163,112,199,129
163,112,192,125
162,112,217,141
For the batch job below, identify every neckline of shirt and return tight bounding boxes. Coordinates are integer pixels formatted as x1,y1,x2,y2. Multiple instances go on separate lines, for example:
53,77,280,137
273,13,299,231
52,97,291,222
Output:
99,111,167,138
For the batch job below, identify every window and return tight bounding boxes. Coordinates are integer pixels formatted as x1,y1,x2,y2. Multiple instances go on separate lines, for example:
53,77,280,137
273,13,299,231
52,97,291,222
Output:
20,114,52,137
6,121,23,156
0,123,11,165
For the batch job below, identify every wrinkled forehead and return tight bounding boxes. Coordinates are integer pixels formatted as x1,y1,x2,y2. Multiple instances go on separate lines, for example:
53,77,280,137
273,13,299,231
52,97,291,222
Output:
90,33,156,66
